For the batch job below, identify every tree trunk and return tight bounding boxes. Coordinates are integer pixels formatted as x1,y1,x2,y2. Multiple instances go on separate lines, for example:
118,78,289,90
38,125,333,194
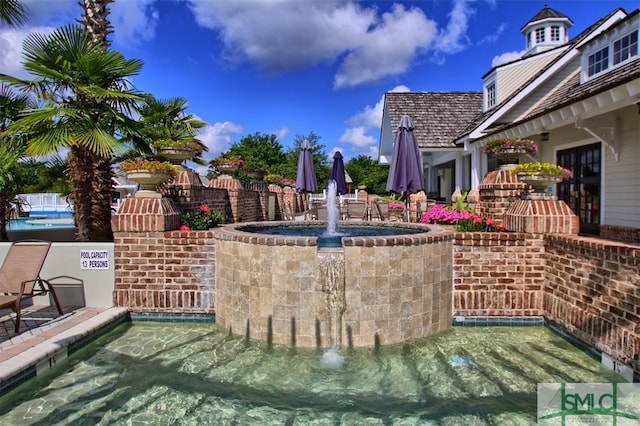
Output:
68,148,96,241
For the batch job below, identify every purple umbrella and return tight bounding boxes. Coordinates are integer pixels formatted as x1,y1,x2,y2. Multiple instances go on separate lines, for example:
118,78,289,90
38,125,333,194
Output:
295,139,317,193
329,151,348,195
386,115,424,195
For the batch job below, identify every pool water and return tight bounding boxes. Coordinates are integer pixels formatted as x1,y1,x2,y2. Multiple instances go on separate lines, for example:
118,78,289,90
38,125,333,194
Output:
0,323,626,425
7,214,74,231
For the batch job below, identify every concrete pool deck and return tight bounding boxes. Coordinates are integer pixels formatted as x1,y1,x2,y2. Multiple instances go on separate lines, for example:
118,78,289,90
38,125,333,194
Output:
0,305,129,395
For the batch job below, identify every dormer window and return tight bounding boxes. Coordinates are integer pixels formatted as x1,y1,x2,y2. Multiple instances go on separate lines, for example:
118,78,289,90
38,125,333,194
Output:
550,26,560,41
613,30,638,65
588,47,609,77
535,27,545,43
485,82,496,110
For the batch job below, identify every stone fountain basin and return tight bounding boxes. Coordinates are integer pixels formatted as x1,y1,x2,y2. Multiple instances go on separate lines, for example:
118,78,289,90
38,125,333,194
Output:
211,222,454,348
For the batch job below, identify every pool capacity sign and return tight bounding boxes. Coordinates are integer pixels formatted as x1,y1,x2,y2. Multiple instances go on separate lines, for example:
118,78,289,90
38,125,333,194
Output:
80,250,110,270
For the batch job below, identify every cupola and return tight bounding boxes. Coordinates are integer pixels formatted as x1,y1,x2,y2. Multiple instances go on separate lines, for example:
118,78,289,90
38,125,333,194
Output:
521,3,573,56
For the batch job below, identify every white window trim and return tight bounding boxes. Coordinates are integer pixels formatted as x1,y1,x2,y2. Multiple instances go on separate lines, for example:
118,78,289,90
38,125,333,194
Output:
484,80,496,111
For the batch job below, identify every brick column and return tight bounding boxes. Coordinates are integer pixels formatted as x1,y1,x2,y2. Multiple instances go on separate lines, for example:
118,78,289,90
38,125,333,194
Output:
111,197,216,313
504,194,579,234
476,166,526,225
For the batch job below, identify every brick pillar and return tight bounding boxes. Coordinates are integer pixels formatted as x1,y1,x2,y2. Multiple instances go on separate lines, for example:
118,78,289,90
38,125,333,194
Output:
210,175,243,222
476,166,526,225
503,188,579,234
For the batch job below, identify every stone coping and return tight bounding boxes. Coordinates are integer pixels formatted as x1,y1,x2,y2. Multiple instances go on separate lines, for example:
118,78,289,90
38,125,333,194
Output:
0,307,129,396
210,221,453,247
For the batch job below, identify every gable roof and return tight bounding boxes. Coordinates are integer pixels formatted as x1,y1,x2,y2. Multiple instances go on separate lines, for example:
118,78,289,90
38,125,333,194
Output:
464,8,628,142
485,58,639,137
383,91,482,149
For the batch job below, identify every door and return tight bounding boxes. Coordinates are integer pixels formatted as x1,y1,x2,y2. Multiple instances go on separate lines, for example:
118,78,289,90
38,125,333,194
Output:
557,143,601,235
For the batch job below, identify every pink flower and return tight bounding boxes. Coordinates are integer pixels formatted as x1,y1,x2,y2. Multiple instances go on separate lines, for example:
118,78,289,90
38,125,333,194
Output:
199,205,210,213
180,225,191,231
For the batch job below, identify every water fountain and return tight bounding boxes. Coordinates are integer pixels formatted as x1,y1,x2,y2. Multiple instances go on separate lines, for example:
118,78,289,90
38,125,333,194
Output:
212,182,454,348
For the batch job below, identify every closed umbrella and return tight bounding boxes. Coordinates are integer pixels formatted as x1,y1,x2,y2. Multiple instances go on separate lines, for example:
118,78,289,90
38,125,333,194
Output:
296,139,318,217
295,139,317,193
386,115,424,220
329,151,348,195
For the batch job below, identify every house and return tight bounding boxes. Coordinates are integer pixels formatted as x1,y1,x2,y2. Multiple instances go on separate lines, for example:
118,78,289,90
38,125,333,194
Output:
379,91,482,200
379,5,640,237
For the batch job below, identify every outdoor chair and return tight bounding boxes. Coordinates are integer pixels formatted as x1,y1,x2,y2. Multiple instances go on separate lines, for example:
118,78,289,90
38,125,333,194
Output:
346,201,367,220
374,201,389,221
0,240,63,333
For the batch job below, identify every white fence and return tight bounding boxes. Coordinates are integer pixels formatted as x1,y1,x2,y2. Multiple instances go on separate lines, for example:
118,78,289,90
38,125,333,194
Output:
17,193,73,213
309,189,358,204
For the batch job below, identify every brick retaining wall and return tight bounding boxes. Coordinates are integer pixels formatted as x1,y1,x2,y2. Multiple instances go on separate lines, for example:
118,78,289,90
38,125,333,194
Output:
453,232,545,316
452,232,639,375
544,234,639,371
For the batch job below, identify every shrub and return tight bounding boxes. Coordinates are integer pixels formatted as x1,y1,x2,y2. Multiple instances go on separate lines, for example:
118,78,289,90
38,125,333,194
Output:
180,205,223,230
420,204,505,232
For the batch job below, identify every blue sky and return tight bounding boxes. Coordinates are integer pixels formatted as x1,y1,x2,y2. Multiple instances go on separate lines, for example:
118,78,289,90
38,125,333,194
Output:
1,0,637,172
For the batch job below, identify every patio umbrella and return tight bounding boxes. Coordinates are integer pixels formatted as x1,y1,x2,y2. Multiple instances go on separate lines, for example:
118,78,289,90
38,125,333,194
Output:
295,139,318,194
329,151,348,195
386,115,424,219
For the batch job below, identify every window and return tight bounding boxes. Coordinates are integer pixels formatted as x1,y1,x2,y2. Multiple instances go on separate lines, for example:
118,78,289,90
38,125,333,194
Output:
526,32,531,49
486,83,496,109
587,47,609,76
613,30,638,65
535,28,545,44
550,26,560,41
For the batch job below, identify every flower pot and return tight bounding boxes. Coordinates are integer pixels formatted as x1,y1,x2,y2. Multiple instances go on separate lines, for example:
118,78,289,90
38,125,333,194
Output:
217,163,240,173
495,149,522,164
517,173,562,193
159,148,194,165
127,171,173,198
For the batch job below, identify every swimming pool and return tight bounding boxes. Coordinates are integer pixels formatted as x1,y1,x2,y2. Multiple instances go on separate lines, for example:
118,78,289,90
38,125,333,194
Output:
7,213,74,231
0,322,625,425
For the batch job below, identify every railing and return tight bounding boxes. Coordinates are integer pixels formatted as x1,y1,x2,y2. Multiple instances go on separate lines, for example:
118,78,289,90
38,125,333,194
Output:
309,190,358,204
17,193,73,213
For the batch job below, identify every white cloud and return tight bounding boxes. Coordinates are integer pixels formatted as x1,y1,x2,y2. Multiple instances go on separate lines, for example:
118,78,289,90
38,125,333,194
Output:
187,0,477,89
338,85,410,154
197,121,244,160
492,50,525,67
333,4,436,89
0,26,54,80
433,0,473,55
269,126,290,141
338,127,376,148
110,0,159,48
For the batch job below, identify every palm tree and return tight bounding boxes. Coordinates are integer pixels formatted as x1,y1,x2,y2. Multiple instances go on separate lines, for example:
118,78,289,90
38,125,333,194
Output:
0,0,29,26
78,0,113,47
0,25,143,241
126,94,207,161
0,84,36,240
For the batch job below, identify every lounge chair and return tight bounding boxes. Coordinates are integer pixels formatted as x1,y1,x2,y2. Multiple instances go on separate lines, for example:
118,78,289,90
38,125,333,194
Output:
346,201,367,220
0,240,63,333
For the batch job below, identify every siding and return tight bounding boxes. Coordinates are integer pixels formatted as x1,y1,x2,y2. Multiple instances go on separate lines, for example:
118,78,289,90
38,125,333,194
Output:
495,51,562,104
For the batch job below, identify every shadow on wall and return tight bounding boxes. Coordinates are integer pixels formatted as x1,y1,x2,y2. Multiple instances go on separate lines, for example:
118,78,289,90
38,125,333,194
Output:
7,228,76,242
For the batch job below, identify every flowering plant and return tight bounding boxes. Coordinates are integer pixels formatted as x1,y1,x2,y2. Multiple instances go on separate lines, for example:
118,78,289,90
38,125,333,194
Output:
421,204,505,232
118,159,178,178
511,162,573,180
212,155,244,168
155,139,206,156
389,201,404,210
180,204,223,230
483,138,538,156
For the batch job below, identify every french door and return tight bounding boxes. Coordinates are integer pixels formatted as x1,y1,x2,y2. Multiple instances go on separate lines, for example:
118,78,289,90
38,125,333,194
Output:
556,143,601,235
